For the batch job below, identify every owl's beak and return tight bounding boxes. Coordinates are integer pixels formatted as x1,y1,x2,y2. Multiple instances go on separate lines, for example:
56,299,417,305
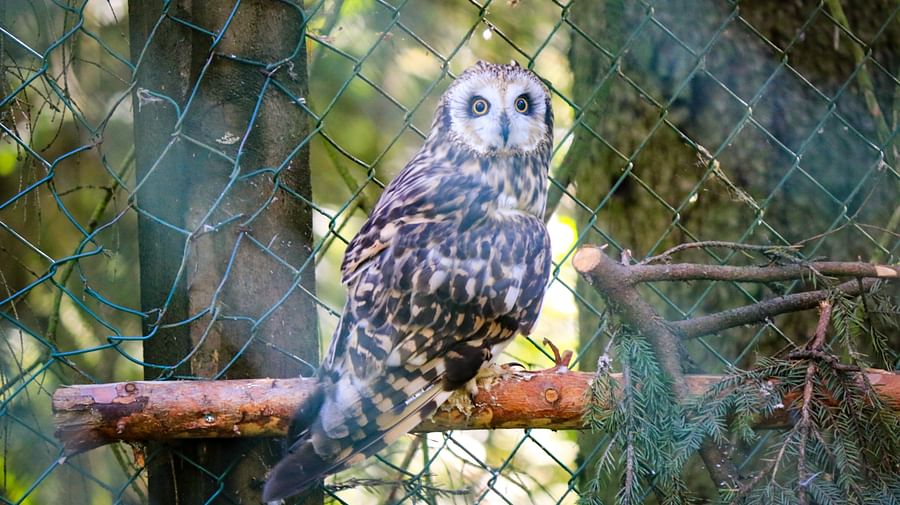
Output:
499,113,510,146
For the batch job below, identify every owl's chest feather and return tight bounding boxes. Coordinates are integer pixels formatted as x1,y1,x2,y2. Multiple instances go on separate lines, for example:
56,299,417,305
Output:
456,152,548,218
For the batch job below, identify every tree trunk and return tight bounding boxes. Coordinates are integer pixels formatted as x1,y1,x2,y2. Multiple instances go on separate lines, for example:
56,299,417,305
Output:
565,0,898,498
130,2,320,503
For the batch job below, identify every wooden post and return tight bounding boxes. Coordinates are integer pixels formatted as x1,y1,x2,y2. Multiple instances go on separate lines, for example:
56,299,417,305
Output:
129,2,319,504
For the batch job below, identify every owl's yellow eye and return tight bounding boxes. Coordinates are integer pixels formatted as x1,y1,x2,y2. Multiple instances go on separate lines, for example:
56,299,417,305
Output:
470,97,490,116
514,95,529,114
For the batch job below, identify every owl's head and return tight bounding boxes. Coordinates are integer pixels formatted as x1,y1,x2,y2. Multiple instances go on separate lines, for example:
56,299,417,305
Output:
435,61,553,155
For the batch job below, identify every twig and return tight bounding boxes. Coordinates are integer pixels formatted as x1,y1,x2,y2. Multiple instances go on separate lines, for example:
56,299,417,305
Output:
328,477,469,497
322,137,373,213
734,428,797,501
734,444,784,500
310,0,347,70
797,301,832,505
313,137,373,265
110,442,147,503
382,437,422,505
0,359,45,397
823,0,892,150
694,144,761,213
785,349,861,372
543,162,577,222
876,205,900,261
792,221,900,248
639,241,801,265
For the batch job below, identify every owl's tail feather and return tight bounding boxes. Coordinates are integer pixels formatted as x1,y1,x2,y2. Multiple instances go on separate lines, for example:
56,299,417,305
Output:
262,436,329,503
262,381,451,503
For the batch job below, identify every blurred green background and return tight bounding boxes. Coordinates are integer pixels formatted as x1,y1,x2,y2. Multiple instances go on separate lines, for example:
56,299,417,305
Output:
1,0,897,503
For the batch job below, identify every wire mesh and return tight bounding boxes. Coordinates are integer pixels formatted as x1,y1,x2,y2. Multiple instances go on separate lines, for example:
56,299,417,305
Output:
1,0,898,504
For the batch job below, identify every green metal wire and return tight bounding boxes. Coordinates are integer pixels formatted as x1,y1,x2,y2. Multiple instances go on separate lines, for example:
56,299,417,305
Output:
0,1,897,504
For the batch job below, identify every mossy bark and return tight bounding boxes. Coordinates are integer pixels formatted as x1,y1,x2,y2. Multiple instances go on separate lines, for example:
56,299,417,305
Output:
566,0,899,499
130,2,320,503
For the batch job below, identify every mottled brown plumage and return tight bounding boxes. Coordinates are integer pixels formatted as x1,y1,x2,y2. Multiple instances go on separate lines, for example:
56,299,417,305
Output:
264,61,554,502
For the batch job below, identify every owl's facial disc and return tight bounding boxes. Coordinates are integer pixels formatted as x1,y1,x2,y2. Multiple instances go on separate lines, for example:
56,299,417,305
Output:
445,67,550,155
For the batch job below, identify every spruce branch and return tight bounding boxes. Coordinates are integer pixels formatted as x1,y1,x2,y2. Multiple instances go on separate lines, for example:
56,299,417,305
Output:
573,246,742,492
572,244,900,496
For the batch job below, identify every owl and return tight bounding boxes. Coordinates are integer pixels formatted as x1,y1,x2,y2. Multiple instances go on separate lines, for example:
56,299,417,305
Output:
263,61,554,501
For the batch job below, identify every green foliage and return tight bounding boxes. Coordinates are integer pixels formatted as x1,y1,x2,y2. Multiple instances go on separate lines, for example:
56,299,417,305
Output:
583,329,695,505
582,284,900,505
714,355,900,504
832,281,900,369
2,0,898,503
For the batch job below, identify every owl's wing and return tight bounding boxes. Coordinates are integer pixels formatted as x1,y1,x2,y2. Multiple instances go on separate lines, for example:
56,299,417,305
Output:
330,159,501,368
340,152,492,286
263,166,551,501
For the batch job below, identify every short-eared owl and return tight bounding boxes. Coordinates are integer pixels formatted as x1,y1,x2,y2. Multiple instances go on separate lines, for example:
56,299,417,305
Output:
264,61,554,501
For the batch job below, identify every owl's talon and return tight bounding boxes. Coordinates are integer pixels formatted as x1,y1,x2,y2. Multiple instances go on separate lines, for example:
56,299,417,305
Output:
542,338,574,371
465,377,480,399
476,361,517,379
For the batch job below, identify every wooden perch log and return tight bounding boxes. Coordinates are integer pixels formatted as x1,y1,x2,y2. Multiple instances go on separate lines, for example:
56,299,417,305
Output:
53,369,900,455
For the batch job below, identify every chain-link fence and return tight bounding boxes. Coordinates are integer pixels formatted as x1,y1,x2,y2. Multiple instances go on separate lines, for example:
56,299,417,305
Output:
1,0,898,504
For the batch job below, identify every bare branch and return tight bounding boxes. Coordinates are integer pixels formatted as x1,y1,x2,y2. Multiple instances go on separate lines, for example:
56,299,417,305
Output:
673,278,878,339
574,243,897,339
625,261,898,284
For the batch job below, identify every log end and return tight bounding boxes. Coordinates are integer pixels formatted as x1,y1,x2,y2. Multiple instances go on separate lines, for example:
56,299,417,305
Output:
53,385,123,454
874,265,899,278
572,245,608,275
